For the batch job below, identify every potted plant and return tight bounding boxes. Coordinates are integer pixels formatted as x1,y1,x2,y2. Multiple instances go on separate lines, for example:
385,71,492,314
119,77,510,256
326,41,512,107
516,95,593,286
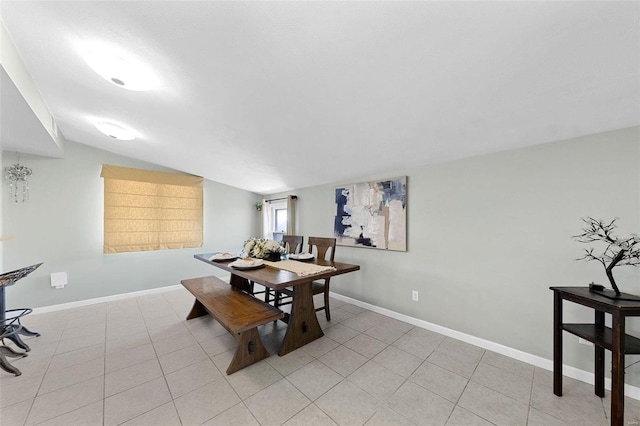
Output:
574,217,640,298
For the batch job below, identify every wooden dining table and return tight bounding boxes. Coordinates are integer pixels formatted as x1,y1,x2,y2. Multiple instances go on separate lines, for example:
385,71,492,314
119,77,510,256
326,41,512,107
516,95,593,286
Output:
194,254,360,356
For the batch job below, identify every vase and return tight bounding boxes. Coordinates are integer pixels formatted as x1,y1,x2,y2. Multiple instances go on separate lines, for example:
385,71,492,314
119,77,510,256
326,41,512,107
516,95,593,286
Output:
264,252,282,262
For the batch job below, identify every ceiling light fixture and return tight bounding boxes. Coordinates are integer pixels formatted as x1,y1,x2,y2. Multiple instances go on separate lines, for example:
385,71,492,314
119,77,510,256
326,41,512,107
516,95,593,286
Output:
81,43,158,91
93,120,136,141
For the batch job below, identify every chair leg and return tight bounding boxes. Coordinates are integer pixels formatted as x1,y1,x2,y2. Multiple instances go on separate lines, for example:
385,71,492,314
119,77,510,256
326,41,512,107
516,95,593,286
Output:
324,289,331,321
273,291,280,323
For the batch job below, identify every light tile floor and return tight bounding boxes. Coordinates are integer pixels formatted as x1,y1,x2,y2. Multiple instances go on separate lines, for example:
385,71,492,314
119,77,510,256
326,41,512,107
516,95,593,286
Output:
1,287,640,425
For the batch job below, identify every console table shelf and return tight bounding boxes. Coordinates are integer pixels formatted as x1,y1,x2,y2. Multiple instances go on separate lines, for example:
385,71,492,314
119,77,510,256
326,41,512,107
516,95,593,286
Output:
562,323,640,354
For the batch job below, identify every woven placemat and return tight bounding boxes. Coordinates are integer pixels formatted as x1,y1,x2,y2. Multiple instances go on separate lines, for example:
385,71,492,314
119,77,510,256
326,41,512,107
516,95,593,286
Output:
263,259,336,276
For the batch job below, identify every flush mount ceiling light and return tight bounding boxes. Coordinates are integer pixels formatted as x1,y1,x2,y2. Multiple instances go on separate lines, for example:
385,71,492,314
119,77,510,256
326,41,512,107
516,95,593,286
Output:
94,120,136,141
81,43,158,91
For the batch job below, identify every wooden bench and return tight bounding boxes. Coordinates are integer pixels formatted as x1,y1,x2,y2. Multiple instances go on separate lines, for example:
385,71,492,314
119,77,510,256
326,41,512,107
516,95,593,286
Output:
181,275,284,374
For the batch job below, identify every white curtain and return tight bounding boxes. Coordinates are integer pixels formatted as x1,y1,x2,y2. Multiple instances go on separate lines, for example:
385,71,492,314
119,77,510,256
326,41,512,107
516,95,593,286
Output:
262,198,271,239
287,195,296,235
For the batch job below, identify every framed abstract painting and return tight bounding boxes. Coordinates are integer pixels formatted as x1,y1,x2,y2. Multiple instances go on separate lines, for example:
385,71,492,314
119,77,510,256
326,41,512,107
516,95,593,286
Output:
334,176,407,251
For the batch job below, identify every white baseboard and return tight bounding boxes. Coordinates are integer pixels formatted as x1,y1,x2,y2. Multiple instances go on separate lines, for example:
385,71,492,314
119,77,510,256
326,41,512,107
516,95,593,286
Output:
28,283,640,400
329,291,640,400
30,274,234,315
31,284,183,315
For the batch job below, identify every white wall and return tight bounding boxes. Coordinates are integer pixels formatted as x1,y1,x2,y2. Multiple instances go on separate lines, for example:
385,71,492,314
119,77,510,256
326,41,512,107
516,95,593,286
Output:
3,127,638,386
2,140,261,308
287,126,640,385
0,148,3,273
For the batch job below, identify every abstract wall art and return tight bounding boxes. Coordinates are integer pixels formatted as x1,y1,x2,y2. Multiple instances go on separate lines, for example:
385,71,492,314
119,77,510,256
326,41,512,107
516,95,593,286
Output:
334,176,407,251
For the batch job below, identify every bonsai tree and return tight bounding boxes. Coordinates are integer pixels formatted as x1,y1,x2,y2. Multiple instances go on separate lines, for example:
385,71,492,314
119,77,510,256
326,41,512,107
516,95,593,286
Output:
574,217,640,295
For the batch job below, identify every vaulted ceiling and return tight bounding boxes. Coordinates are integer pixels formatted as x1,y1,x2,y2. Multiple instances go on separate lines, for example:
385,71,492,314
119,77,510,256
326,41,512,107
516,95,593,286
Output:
1,1,638,194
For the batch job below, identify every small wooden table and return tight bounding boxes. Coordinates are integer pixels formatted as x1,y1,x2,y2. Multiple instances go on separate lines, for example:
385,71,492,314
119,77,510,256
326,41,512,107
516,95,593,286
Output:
0,263,43,376
551,286,640,426
195,254,360,356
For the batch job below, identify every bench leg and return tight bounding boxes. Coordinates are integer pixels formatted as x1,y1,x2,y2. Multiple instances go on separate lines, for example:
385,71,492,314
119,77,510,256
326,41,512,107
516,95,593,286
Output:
226,328,270,375
186,299,209,320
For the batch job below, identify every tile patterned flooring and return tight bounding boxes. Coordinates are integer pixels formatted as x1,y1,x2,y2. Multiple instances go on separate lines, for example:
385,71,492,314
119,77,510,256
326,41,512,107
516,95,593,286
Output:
1,287,640,425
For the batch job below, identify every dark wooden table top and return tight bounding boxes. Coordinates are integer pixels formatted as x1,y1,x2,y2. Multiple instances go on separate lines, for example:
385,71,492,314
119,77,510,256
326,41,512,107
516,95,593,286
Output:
550,286,640,313
194,253,360,291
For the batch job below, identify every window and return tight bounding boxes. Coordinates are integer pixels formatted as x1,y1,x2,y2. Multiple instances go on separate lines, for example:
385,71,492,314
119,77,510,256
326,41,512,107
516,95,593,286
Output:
265,199,287,242
262,196,297,241
100,164,203,253
275,209,287,233
272,208,288,242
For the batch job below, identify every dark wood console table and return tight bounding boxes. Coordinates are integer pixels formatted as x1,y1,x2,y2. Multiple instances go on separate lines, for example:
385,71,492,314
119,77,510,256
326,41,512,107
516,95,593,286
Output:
551,286,640,426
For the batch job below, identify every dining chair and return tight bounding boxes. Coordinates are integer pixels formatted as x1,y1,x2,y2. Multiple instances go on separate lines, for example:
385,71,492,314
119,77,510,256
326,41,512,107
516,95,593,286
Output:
306,237,336,321
265,235,304,304
275,236,336,321
282,235,304,255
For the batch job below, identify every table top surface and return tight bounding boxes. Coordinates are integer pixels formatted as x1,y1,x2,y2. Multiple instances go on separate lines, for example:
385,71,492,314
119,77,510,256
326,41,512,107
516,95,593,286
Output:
0,263,43,288
550,286,640,312
195,253,360,290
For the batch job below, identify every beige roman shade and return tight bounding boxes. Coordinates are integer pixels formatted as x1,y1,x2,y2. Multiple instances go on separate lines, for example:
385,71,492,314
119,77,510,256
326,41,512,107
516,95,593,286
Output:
100,164,203,253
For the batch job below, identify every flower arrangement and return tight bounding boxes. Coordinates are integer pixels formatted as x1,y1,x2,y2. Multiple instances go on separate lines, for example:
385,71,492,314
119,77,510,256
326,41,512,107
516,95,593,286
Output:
244,238,285,261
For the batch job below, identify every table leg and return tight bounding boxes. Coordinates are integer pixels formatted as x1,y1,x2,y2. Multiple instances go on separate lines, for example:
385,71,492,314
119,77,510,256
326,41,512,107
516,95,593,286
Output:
553,291,563,396
1,289,38,351
278,281,323,356
594,310,605,398
0,344,27,359
0,350,22,376
16,325,40,337
0,286,5,324
611,312,625,426
1,329,30,352
229,274,252,293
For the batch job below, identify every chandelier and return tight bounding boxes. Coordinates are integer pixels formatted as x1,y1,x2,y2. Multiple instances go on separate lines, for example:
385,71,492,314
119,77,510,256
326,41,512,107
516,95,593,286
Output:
5,156,32,203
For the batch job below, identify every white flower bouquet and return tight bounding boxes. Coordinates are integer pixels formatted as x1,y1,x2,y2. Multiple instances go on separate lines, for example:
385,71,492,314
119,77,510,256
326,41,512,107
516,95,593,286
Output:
243,238,285,261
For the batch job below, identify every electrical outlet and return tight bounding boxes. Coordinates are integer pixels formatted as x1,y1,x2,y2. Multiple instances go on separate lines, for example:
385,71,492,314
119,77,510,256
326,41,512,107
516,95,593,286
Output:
50,272,68,289
578,338,593,346
412,291,419,301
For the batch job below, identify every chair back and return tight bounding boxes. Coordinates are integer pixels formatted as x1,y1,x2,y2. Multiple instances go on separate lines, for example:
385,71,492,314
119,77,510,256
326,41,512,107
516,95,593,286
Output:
308,237,336,261
282,235,304,254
